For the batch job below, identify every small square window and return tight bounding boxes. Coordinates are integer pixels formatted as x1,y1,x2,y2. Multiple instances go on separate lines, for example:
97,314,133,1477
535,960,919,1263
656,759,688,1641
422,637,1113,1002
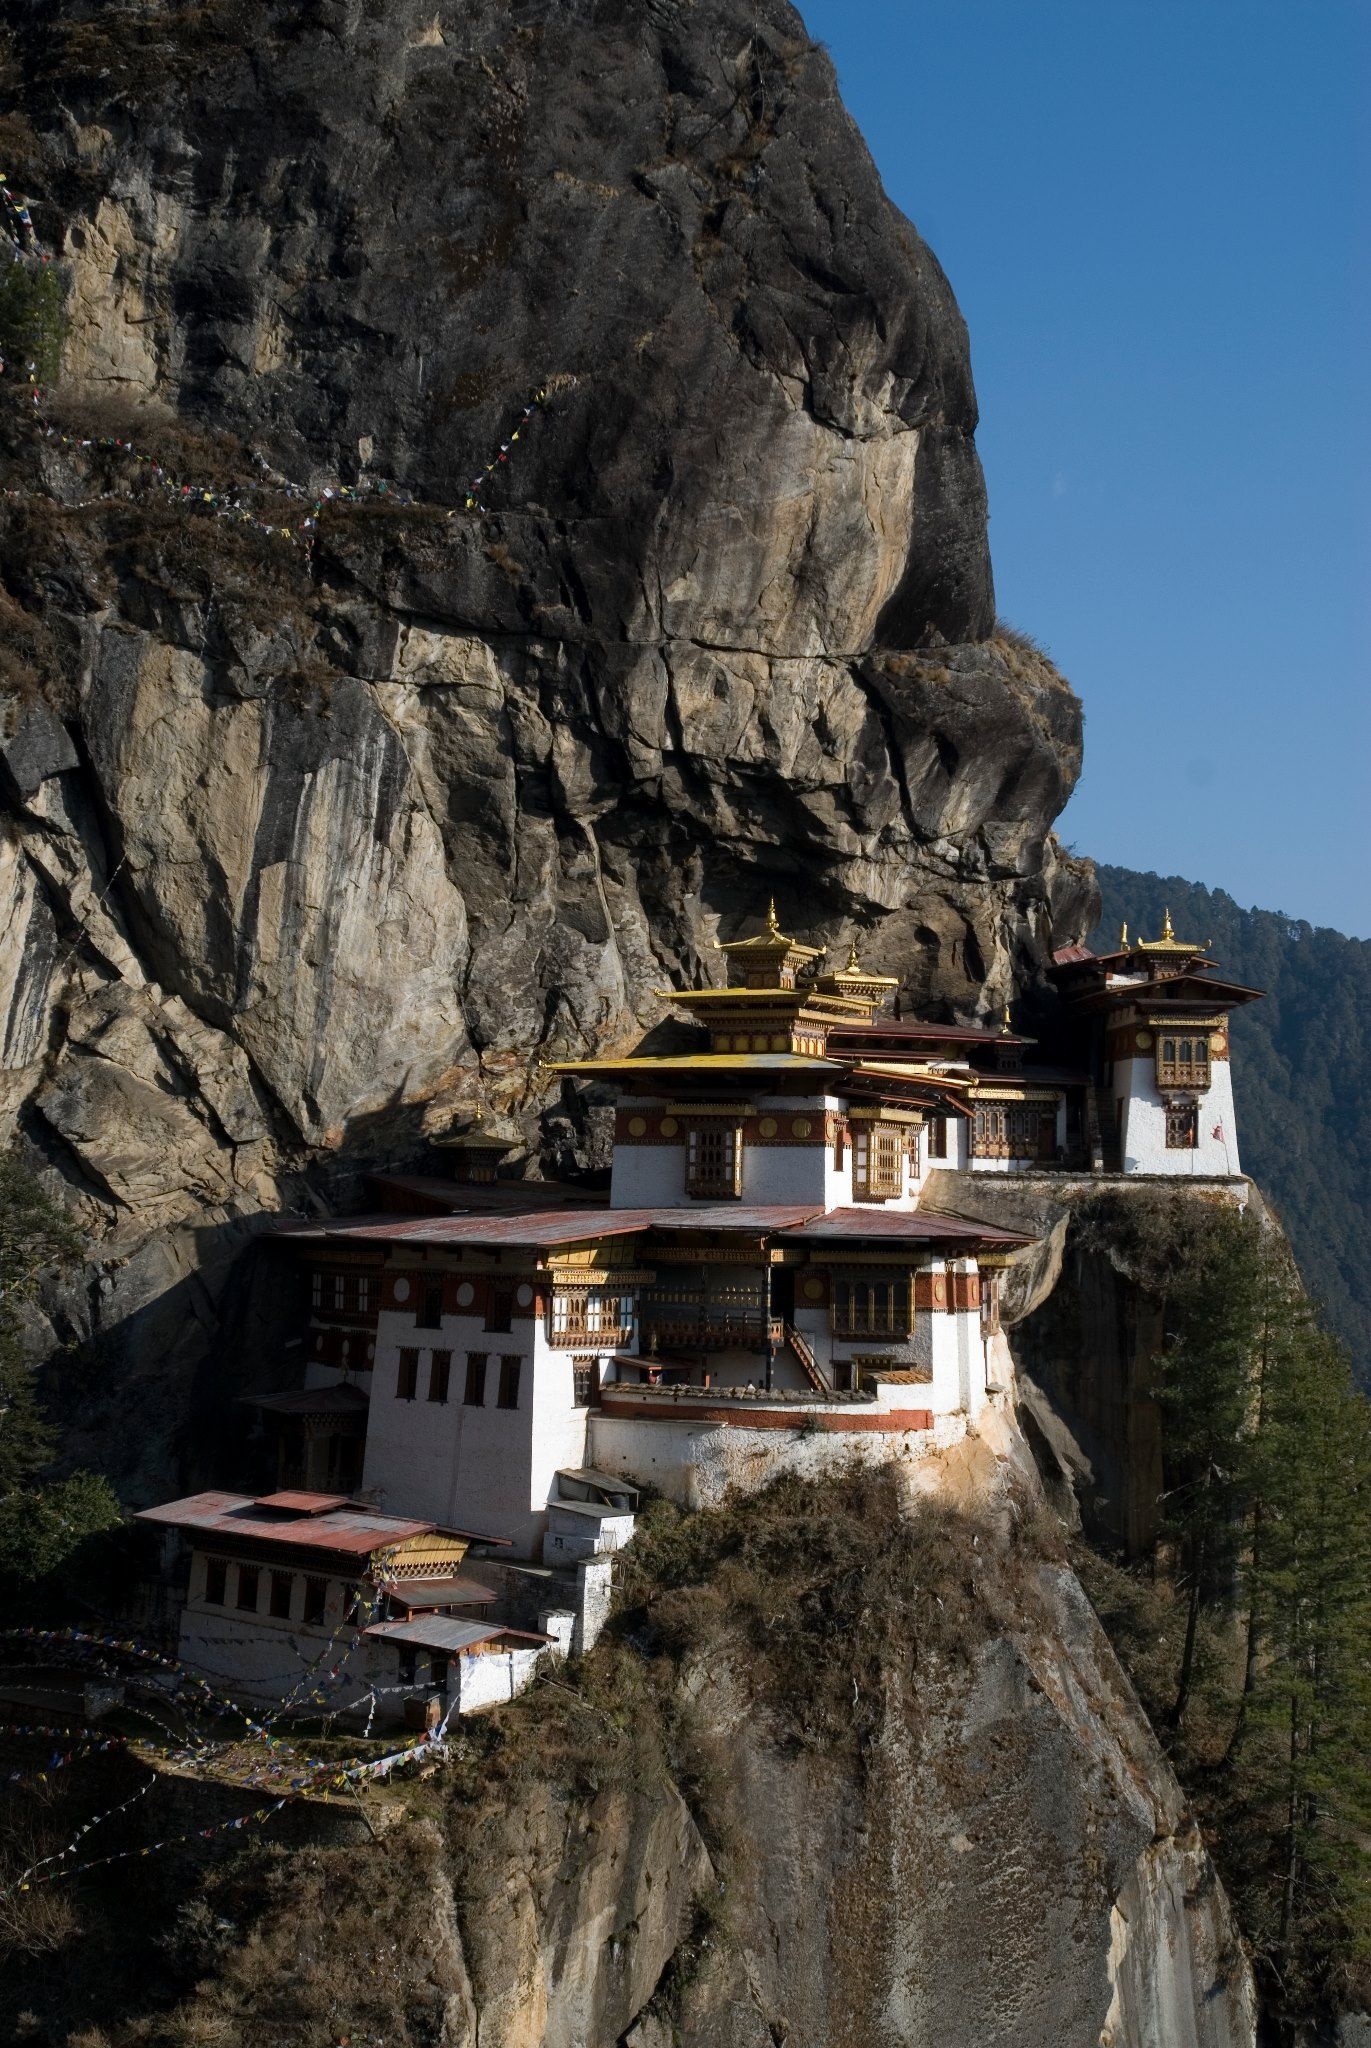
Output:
498,1356,522,1410
1165,1101,1199,1149
302,1576,328,1626
396,1348,419,1400
464,1353,487,1406
428,1350,452,1403
572,1358,599,1408
269,1570,293,1620
236,1566,260,1613
420,1280,444,1330
204,1557,227,1606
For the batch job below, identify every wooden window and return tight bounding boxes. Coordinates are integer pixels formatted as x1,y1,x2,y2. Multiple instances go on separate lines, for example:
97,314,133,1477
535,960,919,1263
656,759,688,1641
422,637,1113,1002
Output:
572,1358,599,1407
397,1646,418,1687
204,1557,227,1606
854,1123,904,1198
831,1275,912,1337
236,1565,259,1613
302,1576,328,1625
685,1121,742,1198
926,1116,948,1161
396,1348,419,1400
353,1274,373,1314
310,1271,324,1309
1156,1035,1210,1090
498,1356,522,1410
419,1280,444,1330
430,1652,450,1693
487,1287,513,1333
464,1353,487,1406
428,1350,452,1403
269,1570,293,1620
1165,1101,1199,1149
331,1273,346,1311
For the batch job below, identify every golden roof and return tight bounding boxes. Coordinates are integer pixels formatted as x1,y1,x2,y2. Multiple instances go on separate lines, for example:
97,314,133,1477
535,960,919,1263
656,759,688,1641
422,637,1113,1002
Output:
718,898,825,962
1136,908,1208,956
814,935,899,1001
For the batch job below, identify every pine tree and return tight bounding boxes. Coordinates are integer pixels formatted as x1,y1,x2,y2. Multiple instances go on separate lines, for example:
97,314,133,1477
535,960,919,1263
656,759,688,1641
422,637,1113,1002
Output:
1238,1323,1371,2003
1152,1207,1267,1727
0,1151,119,1583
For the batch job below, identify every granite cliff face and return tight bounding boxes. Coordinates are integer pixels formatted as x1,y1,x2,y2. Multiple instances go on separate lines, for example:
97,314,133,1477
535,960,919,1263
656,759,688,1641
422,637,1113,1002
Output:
0,0,1094,1488
0,1464,1257,2048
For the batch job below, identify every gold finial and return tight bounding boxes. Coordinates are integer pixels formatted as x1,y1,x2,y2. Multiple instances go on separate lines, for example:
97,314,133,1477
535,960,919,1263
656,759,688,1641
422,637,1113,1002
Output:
766,898,781,936
1001,1002,1012,1034
846,935,862,972
1119,920,1128,948
1162,907,1174,941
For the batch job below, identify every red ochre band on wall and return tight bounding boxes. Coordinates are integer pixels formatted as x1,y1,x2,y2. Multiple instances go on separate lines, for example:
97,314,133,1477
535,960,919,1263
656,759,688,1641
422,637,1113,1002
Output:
598,1393,934,1433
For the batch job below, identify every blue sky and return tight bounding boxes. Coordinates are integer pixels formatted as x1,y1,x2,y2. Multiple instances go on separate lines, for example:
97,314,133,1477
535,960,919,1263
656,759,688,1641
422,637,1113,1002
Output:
801,0,1370,937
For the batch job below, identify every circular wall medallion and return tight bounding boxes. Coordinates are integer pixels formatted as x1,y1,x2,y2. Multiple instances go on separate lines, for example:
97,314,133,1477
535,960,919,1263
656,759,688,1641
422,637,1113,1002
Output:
802,1277,825,1303
758,1116,778,1139
627,1115,648,1137
515,1282,534,1308
660,1116,678,1137
392,1277,411,1304
455,1281,475,1308
933,1278,946,1303
791,1116,812,1139
1135,1030,1153,1051
1210,1033,1227,1055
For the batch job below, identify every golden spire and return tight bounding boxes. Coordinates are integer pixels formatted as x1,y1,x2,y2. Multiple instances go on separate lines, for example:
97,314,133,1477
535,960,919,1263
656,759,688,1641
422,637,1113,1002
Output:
1001,1002,1012,1034
1162,907,1174,941
766,897,781,936
846,934,862,972
1119,920,1128,948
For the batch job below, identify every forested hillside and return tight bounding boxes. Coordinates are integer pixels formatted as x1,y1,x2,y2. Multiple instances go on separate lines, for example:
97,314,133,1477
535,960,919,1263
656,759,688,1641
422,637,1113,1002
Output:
1091,867,1370,1383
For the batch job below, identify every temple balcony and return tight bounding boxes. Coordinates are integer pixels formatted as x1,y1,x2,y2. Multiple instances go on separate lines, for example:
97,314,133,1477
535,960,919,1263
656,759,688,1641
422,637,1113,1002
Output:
545,1321,635,1350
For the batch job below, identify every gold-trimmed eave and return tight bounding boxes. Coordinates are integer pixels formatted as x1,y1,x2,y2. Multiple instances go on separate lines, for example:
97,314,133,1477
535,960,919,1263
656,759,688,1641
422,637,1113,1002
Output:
543,1052,845,1079
967,1084,1065,1104
654,987,875,1016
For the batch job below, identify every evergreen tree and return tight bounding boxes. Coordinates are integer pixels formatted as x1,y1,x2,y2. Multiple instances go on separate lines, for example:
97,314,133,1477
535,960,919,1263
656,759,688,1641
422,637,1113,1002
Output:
1237,1323,1371,2002
1152,1207,1266,1726
0,1151,119,1584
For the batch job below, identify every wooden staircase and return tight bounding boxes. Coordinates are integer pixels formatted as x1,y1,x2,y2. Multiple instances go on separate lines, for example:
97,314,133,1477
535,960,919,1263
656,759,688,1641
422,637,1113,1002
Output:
784,1323,829,1394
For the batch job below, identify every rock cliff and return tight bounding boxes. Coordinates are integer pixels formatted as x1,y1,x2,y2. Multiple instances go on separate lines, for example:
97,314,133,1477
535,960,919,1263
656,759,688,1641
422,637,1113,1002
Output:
10,1462,1254,2048
0,0,1094,1493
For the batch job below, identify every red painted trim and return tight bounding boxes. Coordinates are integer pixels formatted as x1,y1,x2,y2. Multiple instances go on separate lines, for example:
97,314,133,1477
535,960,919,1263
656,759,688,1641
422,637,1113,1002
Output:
598,1394,932,1434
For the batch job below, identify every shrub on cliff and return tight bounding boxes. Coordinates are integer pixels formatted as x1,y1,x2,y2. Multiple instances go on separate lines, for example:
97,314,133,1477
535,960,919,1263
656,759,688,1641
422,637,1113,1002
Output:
0,1152,120,1589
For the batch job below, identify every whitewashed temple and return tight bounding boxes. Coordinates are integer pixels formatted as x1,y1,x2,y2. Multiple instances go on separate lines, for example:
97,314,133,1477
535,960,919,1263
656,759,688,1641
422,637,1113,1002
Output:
139,905,1261,1719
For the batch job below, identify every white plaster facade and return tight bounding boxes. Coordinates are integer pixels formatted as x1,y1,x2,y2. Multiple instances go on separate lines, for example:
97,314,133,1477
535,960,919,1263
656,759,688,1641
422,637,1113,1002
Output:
588,1403,974,1510
360,1306,612,1556
1114,1054,1242,1177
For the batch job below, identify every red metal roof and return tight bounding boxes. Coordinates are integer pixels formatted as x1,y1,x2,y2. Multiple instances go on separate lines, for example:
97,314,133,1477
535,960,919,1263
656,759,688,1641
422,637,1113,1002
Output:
780,1208,1031,1247
273,1205,823,1248
253,1490,350,1513
377,1575,498,1611
828,1021,1032,1047
136,1491,507,1555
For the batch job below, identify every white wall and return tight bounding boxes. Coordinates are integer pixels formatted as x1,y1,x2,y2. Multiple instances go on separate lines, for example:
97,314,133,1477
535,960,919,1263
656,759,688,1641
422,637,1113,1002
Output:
588,1409,970,1509
178,1552,372,1709
362,1304,595,1557
1116,1056,1242,1177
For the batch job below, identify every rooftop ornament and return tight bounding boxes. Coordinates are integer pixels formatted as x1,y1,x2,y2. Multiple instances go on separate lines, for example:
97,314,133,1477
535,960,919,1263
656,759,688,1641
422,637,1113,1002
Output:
717,899,826,990
1137,908,1209,957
